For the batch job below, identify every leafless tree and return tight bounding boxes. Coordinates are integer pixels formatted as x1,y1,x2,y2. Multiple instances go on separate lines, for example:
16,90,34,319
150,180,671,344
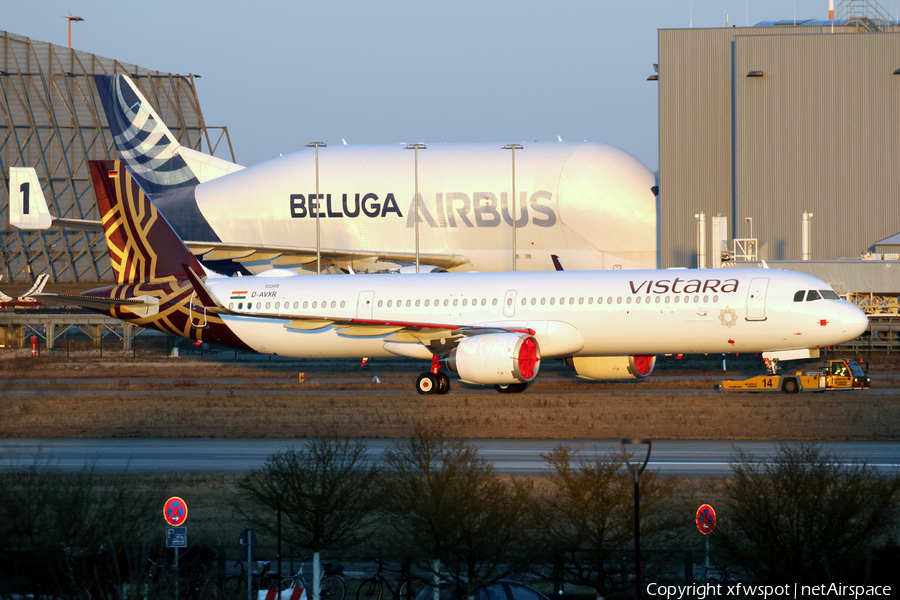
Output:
239,438,381,599
718,443,900,584
382,428,534,600
536,445,678,597
0,460,164,599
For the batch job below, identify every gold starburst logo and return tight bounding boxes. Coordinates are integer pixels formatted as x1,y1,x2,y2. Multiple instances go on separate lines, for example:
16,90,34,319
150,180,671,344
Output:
719,307,738,328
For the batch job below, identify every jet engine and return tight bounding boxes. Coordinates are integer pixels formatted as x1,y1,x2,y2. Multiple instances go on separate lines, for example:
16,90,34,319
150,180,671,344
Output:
445,333,540,384
564,355,656,380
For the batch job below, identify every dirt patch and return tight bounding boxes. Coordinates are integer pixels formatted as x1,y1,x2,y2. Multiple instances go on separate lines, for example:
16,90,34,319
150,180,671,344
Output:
2,353,897,440
2,389,898,440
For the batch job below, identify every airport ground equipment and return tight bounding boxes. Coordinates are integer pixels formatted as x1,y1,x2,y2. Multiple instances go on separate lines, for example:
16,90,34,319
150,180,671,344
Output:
719,359,870,393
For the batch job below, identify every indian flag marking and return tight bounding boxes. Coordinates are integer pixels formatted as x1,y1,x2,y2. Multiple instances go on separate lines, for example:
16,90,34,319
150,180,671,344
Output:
231,291,248,300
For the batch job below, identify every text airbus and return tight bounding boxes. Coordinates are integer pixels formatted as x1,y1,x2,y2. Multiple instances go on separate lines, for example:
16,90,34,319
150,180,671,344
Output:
289,191,558,228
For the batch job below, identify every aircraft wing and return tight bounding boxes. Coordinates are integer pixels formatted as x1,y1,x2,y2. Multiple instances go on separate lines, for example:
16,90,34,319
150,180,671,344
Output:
183,241,469,271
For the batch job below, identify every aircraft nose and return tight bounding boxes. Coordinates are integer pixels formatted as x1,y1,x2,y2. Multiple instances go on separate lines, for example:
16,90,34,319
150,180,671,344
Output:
840,302,869,341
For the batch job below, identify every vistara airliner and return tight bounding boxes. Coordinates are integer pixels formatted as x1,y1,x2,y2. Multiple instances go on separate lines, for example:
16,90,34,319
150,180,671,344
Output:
21,160,869,394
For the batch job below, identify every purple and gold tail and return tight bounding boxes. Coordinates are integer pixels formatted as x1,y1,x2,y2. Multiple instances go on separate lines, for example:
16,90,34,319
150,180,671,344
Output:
79,160,251,350
89,160,205,285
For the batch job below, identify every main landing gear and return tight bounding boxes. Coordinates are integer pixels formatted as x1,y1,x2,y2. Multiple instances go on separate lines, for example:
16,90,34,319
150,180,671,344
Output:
416,355,451,395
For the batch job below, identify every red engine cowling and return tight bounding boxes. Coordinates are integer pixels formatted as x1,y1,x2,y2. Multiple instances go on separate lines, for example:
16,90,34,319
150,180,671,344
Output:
445,333,541,384
564,355,656,380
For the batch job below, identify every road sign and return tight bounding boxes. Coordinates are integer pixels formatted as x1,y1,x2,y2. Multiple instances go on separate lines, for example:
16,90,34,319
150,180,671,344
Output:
164,496,188,526
696,504,716,534
239,529,257,562
167,526,187,548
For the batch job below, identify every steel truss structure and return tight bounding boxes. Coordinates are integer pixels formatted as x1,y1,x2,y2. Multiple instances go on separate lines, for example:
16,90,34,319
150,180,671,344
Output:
0,30,235,282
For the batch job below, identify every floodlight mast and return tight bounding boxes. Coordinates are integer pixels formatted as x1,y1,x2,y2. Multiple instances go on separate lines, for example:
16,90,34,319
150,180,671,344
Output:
405,143,427,273
305,142,327,274
622,438,652,599
62,15,84,49
502,144,524,271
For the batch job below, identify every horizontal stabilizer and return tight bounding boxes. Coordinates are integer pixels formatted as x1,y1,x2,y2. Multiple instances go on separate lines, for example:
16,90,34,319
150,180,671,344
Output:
32,293,159,316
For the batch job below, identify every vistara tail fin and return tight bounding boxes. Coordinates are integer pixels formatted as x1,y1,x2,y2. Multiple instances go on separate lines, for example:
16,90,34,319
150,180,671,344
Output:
89,160,205,285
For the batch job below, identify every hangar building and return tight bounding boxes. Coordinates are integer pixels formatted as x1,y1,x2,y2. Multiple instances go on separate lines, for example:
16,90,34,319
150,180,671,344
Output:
657,2,900,269
0,30,234,283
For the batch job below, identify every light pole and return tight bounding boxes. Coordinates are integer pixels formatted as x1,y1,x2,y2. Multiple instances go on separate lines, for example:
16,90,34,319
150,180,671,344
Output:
305,142,327,274
405,143,426,273
622,438,652,600
62,15,83,49
268,475,286,584
502,144,523,271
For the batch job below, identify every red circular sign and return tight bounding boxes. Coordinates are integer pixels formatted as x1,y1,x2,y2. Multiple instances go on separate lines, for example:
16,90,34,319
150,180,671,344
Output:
696,504,716,535
164,497,188,526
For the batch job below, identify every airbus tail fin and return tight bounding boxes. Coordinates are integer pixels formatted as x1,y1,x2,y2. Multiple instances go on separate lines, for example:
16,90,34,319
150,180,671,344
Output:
88,160,205,285
8,168,52,230
21,273,50,298
93,75,243,197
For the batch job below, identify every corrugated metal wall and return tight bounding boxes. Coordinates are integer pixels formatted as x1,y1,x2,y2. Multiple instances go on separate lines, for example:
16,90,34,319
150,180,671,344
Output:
0,30,235,282
734,31,900,261
658,27,776,268
656,24,887,268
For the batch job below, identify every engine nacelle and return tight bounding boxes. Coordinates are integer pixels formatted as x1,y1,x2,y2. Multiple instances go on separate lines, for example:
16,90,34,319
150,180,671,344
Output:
564,355,656,380
445,333,541,385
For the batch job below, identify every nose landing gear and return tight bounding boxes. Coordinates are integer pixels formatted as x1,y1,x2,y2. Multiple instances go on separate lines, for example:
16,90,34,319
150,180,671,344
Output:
416,355,451,395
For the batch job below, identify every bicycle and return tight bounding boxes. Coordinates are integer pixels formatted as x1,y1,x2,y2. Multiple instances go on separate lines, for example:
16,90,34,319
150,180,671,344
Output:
223,558,281,595
355,558,421,600
693,561,734,585
282,556,346,600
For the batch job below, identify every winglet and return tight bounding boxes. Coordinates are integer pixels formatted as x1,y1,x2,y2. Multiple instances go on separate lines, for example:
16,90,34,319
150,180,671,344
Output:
551,254,566,272
8,168,52,230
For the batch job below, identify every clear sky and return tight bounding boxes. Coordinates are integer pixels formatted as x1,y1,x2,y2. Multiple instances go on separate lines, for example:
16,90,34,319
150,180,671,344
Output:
6,1,852,170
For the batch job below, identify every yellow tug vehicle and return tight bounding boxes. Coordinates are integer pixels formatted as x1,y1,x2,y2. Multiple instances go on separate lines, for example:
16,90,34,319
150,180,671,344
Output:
719,359,870,394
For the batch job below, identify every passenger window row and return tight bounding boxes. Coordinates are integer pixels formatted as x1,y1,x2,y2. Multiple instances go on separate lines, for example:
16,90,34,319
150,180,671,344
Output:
521,295,720,306
226,294,721,312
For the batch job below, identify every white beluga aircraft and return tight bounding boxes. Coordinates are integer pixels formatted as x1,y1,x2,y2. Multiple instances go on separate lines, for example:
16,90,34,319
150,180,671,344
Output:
9,74,658,275
23,160,869,393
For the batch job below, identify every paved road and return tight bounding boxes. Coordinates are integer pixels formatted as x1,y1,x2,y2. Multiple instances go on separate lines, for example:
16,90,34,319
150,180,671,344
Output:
1,438,897,477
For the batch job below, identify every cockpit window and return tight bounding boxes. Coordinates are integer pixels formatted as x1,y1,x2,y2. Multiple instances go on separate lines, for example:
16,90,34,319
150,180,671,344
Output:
820,290,840,300
806,290,821,301
793,291,805,302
